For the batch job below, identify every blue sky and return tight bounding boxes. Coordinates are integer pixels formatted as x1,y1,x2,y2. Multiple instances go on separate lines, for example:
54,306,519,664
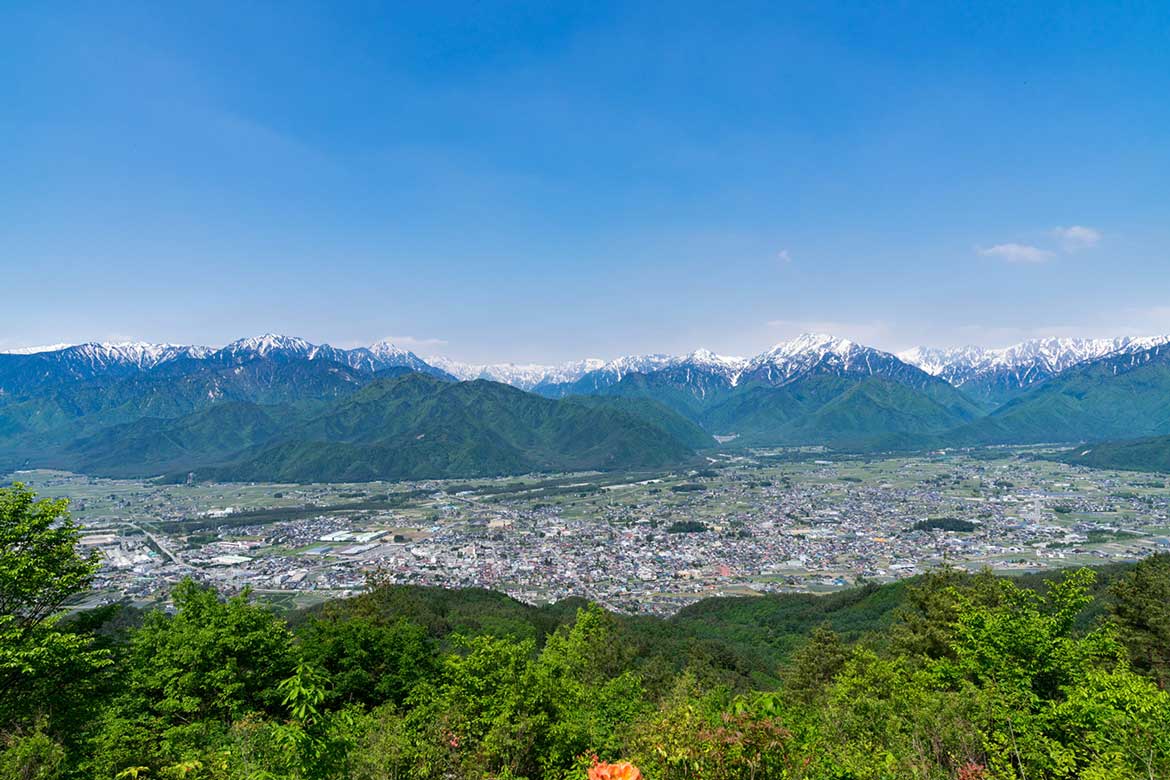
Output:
2,1,1168,362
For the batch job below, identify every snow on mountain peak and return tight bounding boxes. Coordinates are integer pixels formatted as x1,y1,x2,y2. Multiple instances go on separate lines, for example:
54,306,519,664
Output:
426,356,607,390
368,340,413,359
0,343,76,355
225,334,314,356
684,348,747,368
896,345,985,376
11,331,1170,394
898,336,1170,388
764,333,855,359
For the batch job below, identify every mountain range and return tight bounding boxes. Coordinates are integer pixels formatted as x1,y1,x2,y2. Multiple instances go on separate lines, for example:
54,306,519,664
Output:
3,331,1170,480
897,336,1170,408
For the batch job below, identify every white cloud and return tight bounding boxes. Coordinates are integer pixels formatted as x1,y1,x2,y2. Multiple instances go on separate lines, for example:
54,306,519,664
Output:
1053,225,1102,251
978,243,1054,264
777,249,792,264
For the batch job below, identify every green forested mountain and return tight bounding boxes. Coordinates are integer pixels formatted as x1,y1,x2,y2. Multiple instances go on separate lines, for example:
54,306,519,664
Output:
61,402,289,477
191,376,708,482
951,344,1170,445
1058,435,1170,473
5,484,1170,780
709,376,981,447
9,339,1170,481
531,335,987,450
0,358,369,452
596,367,737,419
598,372,982,449
553,341,1170,455
0,362,711,481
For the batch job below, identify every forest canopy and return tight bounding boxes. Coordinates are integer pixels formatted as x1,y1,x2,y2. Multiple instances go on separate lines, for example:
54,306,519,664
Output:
2,483,1169,779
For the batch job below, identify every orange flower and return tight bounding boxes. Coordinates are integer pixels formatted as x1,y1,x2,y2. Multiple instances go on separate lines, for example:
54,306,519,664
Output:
588,760,643,780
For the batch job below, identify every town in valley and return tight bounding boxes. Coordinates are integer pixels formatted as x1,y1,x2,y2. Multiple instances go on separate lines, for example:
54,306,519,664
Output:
28,448,1170,616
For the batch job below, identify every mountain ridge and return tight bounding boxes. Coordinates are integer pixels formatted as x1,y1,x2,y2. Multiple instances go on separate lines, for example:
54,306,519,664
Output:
9,331,1169,398
8,331,1170,480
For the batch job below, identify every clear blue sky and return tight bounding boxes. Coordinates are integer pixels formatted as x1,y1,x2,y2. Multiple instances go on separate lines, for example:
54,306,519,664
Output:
3,1,1168,362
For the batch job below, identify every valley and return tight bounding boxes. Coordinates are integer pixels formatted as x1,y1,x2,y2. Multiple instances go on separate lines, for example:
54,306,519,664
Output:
27,448,1170,616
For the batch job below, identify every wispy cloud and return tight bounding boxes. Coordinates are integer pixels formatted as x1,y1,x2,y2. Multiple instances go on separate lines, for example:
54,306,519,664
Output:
1053,225,1102,251
777,249,792,264
980,225,1102,265
979,243,1054,264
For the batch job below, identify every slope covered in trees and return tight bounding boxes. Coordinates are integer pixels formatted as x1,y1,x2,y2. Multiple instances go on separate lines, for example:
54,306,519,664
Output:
1,372,712,482
1057,434,1170,473
4,484,1170,779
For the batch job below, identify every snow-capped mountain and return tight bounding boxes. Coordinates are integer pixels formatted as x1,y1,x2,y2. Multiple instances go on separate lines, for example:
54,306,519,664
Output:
425,356,607,391
327,340,441,375
0,334,452,397
195,334,444,376
737,333,933,388
531,350,747,397
898,337,1168,379
0,343,75,355
897,336,1170,404
896,345,986,379
682,348,749,377
12,342,212,377
0,341,212,396
539,335,921,396
214,334,315,363
9,331,1170,407
62,342,212,369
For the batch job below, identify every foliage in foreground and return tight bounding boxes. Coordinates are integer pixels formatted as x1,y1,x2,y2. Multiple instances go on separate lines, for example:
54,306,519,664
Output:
2,482,1169,779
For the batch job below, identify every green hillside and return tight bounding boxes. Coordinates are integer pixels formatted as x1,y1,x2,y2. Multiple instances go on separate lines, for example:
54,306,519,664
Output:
597,370,736,419
61,402,290,477
0,371,708,482
694,375,980,448
0,359,368,456
953,350,1170,444
180,374,707,482
1058,435,1170,473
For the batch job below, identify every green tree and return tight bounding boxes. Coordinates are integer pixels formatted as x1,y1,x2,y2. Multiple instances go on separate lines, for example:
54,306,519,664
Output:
91,579,296,776
298,616,436,707
404,633,549,779
0,483,109,733
534,605,647,774
889,565,1002,661
0,724,65,780
349,704,413,780
784,625,850,704
1109,552,1170,688
932,568,1170,778
269,662,362,780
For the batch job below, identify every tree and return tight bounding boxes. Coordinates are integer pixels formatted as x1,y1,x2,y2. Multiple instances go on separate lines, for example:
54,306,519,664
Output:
0,725,65,780
535,605,647,773
784,625,850,704
298,616,436,707
1109,553,1170,688
889,565,1002,661
270,662,362,780
0,483,108,730
405,633,548,779
90,579,296,776
932,568,1170,778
